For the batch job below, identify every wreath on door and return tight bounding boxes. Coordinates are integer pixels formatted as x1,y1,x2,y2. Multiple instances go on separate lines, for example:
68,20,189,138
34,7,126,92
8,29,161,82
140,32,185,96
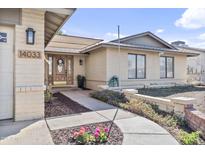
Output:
57,58,64,65
57,58,64,73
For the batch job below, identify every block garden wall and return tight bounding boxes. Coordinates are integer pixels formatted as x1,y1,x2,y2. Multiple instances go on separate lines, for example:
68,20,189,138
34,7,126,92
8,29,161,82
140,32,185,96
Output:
123,89,205,139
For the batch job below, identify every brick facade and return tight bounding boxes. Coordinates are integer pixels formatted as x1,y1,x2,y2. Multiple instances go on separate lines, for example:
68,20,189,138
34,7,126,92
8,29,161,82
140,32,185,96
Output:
185,108,205,139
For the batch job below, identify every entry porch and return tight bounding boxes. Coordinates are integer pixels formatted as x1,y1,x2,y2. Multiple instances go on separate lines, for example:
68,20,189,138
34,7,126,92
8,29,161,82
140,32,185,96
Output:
44,34,102,89
44,52,85,88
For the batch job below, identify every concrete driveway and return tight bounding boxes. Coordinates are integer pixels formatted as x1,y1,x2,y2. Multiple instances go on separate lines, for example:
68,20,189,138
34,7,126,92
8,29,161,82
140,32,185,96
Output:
0,119,53,145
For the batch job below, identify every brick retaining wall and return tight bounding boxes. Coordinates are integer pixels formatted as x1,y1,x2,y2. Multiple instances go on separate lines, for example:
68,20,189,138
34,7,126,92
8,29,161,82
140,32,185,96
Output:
185,108,205,139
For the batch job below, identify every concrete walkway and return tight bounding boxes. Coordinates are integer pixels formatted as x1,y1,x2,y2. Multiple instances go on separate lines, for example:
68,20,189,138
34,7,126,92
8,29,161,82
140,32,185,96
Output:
61,90,116,111
0,120,53,145
46,90,179,145
0,90,179,145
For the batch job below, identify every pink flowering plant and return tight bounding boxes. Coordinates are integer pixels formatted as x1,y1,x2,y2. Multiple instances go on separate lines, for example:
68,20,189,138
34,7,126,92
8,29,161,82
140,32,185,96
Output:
94,127,109,143
72,126,109,144
72,127,95,144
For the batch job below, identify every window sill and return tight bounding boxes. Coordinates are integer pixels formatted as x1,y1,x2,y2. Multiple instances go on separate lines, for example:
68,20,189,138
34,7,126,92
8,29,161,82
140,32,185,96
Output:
128,78,146,80
160,77,174,79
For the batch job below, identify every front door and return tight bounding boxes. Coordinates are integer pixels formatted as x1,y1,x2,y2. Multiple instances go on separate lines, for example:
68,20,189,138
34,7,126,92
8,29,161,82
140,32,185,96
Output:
53,55,73,85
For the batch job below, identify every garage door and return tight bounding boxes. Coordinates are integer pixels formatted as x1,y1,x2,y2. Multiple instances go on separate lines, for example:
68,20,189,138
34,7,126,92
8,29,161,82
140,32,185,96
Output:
0,25,14,120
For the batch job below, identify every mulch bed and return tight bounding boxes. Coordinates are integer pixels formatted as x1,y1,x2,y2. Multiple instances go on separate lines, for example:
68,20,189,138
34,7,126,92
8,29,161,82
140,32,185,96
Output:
45,93,91,118
50,121,123,145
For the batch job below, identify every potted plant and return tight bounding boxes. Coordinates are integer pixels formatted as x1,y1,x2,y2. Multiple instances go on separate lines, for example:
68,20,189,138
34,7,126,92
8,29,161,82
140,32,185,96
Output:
77,75,86,89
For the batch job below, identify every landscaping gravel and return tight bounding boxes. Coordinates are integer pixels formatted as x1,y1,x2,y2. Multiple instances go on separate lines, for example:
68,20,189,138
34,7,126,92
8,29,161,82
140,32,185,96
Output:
50,121,123,145
45,93,91,118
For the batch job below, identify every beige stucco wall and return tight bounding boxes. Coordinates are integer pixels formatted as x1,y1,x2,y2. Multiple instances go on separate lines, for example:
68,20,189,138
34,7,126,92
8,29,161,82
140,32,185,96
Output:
164,52,187,82
85,48,107,90
106,47,187,88
14,9,45,121
85,47,187,90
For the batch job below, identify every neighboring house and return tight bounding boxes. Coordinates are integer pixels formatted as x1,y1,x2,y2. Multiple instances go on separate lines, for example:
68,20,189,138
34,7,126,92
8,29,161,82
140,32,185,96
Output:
45,31,197,90
0,8,197,122
0,8,75,121
171,41,205,84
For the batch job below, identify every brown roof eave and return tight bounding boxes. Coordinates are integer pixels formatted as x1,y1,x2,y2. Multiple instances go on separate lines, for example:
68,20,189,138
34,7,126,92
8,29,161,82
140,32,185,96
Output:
45,8,76,46
81,43,199,57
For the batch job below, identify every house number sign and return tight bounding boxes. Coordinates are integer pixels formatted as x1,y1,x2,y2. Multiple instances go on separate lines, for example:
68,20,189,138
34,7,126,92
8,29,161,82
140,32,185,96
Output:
0,32,7,43
18,50,41,59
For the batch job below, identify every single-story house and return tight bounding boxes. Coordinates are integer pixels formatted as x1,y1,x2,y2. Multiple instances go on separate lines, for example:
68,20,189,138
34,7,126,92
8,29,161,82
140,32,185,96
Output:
171,41,205,84
45,31,198,90
0,8,197,122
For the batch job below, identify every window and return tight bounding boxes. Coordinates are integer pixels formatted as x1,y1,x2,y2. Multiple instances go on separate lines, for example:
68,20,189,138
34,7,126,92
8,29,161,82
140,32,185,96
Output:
0,32,7,43
160,56,174,78
128,54,146,79
48,56,52,75
167,57,174,78
128,54,136,78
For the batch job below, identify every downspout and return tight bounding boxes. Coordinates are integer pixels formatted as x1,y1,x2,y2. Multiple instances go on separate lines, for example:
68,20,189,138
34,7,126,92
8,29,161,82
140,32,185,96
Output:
118,25,121,88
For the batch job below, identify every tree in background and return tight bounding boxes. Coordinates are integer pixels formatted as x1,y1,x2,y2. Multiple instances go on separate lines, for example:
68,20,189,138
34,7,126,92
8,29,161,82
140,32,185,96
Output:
56,30,64,35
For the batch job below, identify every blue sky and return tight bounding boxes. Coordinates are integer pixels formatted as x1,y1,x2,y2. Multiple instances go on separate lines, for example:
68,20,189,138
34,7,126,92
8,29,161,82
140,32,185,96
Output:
61,8,205,48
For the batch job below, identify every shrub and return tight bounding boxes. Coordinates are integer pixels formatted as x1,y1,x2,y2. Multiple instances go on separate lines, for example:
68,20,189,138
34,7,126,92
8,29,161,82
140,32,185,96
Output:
44,90,52,103
91,90,204,144
148,103,187,128
120,99,167,125
179,130,200,145
90,90,128,106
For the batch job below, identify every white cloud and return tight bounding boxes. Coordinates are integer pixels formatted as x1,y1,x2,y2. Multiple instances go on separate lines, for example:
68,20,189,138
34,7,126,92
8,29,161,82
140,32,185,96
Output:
198,33,205,40
103,32,127,41
155,29,164,34
183,33,205,48
189,33,205,48
175,8,205,29
189,41,205,48
105,32,126,39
